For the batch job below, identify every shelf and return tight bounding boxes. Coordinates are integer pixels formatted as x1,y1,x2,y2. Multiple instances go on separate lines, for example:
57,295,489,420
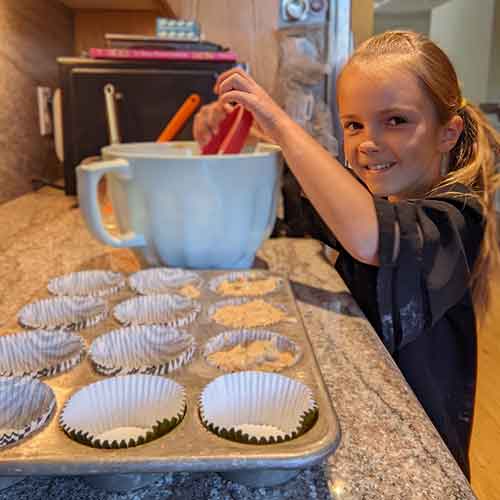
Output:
58,0,172,12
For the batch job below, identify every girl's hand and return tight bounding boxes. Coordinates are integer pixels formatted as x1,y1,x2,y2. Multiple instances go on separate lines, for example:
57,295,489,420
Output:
214,68,290,144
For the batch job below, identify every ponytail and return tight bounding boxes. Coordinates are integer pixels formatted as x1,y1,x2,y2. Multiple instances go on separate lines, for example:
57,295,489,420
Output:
438,100,500,320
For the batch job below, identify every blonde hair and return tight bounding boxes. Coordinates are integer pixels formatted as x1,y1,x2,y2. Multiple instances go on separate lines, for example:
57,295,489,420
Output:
343,30,500,320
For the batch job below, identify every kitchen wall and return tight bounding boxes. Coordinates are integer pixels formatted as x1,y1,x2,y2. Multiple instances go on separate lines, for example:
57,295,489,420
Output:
374,11,430,36
431,0,500,212
430,0,496,105
0,0,73,205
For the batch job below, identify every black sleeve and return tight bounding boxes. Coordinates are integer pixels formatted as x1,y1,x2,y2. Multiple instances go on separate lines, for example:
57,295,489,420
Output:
374,185,484,353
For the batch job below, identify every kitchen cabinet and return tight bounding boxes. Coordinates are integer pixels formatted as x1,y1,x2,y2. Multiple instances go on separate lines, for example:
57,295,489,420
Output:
58,1,171,56
352,0,374,45
71,10,159,56
168,0,281,97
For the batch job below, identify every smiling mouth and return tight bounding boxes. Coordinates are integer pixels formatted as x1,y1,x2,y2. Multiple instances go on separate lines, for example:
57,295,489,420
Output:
364,162,397,172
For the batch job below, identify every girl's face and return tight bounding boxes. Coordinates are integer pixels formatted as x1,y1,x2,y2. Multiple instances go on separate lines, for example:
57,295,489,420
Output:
338,63,449,200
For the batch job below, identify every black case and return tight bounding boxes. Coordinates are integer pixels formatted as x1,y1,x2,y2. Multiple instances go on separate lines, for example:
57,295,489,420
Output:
58,57,235,195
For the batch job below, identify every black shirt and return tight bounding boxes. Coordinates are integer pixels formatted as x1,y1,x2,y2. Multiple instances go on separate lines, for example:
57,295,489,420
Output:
298,183,484,479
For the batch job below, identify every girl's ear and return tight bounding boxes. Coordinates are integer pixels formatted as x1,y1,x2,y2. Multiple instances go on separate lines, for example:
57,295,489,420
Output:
438,114,464,153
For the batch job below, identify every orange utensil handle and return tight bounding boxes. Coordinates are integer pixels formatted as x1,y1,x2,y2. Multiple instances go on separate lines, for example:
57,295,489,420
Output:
157,93,201,142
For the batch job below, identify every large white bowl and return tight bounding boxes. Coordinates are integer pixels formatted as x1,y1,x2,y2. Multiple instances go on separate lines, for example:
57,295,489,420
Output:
77,141,283,269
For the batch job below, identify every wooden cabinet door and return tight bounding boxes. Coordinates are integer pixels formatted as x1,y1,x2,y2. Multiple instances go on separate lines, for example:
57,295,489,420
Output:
168,0,280,95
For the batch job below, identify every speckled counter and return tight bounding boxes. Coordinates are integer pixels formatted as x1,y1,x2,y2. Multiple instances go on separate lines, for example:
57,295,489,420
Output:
0,189,476,499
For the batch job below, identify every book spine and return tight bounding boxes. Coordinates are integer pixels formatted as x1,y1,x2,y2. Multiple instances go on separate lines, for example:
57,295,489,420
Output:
88,48,237,62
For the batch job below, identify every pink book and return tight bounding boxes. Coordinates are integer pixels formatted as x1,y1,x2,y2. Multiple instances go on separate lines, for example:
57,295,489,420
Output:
88,47,238,62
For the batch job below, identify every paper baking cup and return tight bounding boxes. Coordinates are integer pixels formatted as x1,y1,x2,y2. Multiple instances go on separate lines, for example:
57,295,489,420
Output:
199,371,318,445
0,330,85,378
89,326,196,376
18,296,107,331
48,270,126,297
112,295,200,328
208,298,290,329
60,374,186,449
203,329,301,373
128,268,202,295
208,272,283,297
0,377,56,448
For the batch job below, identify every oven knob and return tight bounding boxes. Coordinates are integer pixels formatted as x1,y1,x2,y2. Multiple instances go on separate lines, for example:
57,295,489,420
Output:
283,0,309,21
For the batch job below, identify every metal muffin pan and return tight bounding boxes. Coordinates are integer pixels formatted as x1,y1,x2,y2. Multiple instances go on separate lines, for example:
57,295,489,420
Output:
0,270,340,489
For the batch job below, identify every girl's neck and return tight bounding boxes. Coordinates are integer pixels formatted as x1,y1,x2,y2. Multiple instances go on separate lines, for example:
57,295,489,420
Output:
388,183,438,202
388,164,444,202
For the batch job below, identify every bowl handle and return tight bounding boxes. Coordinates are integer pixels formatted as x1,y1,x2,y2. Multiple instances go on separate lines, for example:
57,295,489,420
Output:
76,158,146,248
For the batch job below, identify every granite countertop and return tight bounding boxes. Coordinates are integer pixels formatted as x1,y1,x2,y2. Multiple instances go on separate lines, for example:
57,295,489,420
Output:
0,188,476,500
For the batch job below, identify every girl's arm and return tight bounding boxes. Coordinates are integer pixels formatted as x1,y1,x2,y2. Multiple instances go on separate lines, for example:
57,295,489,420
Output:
213,68,380,266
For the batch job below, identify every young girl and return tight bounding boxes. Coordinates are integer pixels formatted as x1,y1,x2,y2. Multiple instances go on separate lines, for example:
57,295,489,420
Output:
193,30,500,479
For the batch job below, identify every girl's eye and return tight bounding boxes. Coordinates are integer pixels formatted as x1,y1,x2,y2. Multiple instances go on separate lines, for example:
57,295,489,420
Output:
387,116,407,126
344,121,363,131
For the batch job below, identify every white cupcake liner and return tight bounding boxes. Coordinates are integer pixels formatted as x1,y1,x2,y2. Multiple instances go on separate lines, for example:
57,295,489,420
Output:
60,374,186,448
199,371,318,445
128,268,202,295
208,272,283,297
0,330,86,378
208,298,291,329
48,270,126,298
18,296,108,331
89,325,196,376
0,377,56,448
204,329,301,373
112,295,200,328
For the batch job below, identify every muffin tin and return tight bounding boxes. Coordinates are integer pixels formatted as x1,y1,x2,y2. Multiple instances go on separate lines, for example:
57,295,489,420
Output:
0,270,340,488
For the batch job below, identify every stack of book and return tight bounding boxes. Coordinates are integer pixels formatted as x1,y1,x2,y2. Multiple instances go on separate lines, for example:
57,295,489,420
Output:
88,18,237,63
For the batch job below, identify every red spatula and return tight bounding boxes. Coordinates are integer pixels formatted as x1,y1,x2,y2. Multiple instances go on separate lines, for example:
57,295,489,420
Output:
201,105,253,155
